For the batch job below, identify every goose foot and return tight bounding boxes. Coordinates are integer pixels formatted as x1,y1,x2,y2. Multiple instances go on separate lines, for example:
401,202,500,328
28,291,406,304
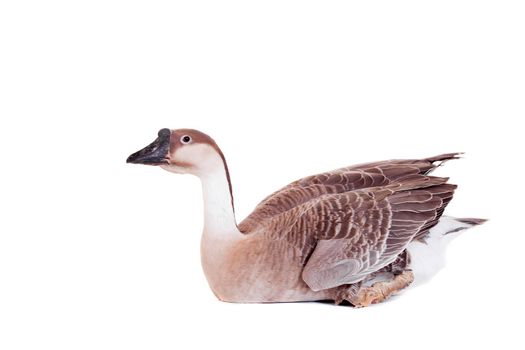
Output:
345,270,414,307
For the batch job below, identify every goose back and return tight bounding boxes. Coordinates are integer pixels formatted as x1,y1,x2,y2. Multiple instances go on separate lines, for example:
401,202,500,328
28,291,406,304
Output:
239,153,460,233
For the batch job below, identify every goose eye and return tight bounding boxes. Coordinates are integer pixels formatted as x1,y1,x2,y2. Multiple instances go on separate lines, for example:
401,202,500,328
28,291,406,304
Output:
181,135,192,144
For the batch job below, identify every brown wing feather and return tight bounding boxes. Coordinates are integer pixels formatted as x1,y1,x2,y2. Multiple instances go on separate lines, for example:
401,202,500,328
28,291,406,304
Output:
239,153,461,233
253,173,456,291
302,180,456,290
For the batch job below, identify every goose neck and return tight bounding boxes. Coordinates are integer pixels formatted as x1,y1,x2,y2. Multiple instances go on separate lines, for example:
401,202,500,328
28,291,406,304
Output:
200,168,240,237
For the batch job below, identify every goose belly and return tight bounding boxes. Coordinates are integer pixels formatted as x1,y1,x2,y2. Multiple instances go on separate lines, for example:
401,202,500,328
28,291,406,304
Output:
210,237,324,303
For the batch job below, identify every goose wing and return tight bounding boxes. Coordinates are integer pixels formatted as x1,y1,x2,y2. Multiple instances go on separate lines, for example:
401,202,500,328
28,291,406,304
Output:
301,177,456,290
239,153,460,233
284,176,457,291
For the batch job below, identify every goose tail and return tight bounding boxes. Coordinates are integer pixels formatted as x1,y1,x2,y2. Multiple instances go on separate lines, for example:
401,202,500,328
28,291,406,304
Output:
453,217,488,227
407,216,487,287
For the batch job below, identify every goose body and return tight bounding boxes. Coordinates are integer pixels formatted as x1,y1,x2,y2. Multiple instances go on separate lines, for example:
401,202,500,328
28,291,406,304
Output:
127,129,485,306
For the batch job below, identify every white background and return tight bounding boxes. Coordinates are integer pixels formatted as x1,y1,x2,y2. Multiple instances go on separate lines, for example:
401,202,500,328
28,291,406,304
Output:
1,1,523,349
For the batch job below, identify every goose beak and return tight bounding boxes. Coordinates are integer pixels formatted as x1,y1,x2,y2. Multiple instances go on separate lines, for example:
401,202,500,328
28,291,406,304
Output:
127,128,171,165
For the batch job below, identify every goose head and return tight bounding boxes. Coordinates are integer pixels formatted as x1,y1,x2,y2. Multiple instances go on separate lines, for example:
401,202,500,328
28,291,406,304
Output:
126,128,227,177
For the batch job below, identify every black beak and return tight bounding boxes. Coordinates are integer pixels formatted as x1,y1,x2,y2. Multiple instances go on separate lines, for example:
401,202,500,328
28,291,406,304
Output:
127,128,171,165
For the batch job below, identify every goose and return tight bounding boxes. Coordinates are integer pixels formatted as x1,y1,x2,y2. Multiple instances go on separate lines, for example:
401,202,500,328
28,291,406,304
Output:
127,128,486,306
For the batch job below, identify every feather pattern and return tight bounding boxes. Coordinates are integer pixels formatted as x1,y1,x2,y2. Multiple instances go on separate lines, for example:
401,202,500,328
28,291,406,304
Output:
239,153,460,232
239,154,459,291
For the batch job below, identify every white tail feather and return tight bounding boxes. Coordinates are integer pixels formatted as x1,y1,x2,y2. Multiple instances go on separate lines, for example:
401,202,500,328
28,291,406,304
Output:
407,216,483,287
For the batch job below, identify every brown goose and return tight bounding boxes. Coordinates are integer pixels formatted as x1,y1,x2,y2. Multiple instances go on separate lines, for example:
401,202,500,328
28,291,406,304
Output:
127,128,485,306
